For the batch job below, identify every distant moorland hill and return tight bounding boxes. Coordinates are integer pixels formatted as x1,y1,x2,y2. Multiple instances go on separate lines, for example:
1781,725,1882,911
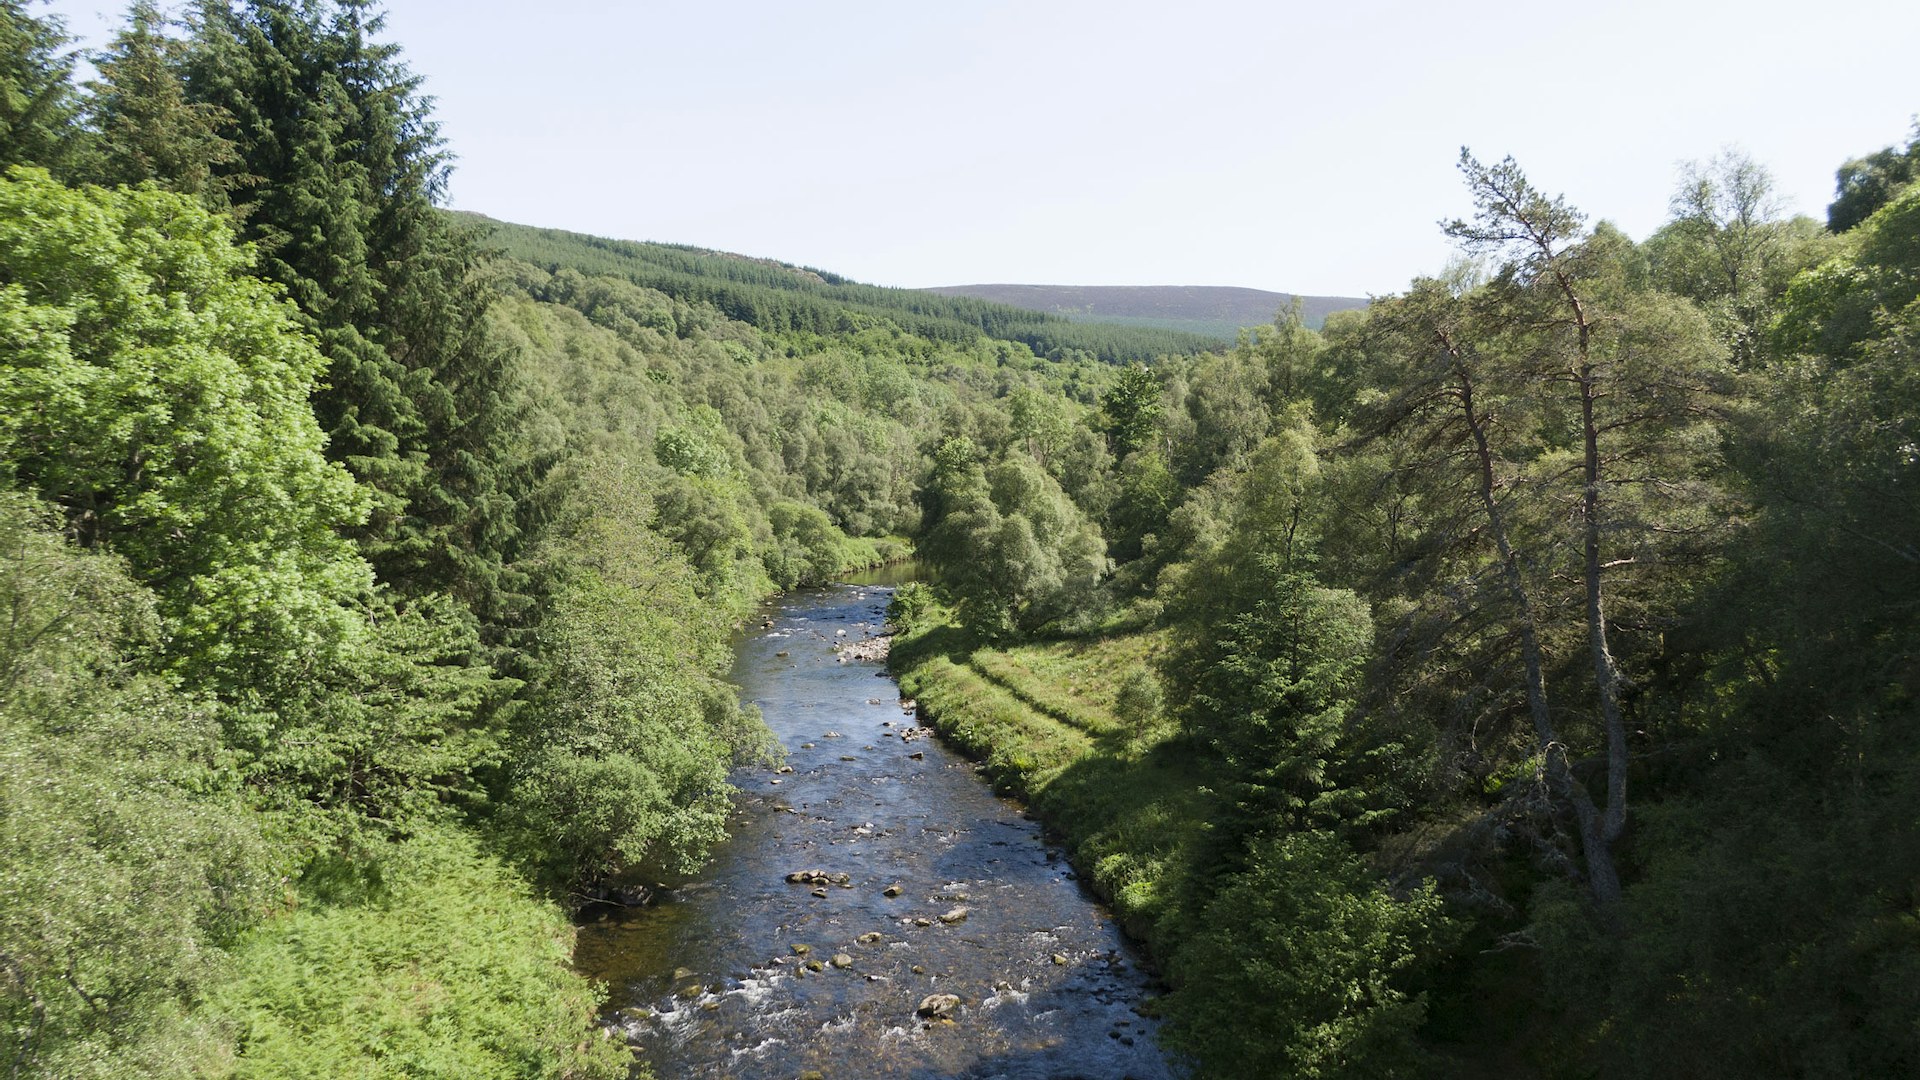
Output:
924,283,1370,338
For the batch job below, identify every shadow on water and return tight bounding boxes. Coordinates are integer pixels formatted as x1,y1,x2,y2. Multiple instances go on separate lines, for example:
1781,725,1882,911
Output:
574,581,1181,1079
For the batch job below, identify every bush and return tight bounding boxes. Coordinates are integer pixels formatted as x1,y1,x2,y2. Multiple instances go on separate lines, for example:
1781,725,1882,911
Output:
1164,831,1449,1079
208,829,629,1080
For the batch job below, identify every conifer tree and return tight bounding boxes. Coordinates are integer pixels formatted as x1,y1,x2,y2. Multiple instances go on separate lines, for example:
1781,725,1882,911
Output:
0,0,81,175
84,1,236,202
183,0,534,620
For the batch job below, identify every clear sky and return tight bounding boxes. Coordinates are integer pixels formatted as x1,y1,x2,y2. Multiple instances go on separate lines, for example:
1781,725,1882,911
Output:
40,0,1920,297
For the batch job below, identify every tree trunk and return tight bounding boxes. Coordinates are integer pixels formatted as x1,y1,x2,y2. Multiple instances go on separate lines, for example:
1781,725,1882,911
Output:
1443,330,1622,910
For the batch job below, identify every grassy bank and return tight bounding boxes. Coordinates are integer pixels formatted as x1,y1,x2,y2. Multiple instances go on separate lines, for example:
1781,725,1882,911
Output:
890,614,1219,959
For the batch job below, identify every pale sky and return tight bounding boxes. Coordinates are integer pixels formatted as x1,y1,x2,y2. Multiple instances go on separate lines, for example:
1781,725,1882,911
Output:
41,0,1920,297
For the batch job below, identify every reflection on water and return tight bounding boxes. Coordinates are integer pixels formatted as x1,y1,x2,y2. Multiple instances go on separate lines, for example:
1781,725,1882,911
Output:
575,582,1178,1079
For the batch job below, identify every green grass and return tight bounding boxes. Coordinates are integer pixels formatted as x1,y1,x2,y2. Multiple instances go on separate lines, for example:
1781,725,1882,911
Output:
892,617,1217,958
974,632,1168,737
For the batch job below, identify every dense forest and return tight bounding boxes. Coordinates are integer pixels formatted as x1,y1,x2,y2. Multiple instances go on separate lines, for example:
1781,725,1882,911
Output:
923,283,1371,340
1,1,1915,1077
896,138,1920,1077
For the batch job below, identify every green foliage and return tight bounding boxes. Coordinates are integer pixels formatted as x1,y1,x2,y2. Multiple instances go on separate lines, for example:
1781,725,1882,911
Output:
0,1,81,175
1827,120,1920,232
207,827,630,1080
764,499,874,588
1165,832,1448,1079
82,2,235,200
1114,667,1165,729
1106,447,1177,564
1098,362,1164,457
188,1,534,615
1183,562,1375,825
922,447,1108,635
647,471,770,608
1642,151,1833,365
228,590,509,840
653,422,731,478
0,493,277,1079
0,168,371,693
503,465,769,889
884,580,934,634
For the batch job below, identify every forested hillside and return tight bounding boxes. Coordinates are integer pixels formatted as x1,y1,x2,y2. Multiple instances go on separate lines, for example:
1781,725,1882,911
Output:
899,139,1920,1077
925,282,1370,337
2,1,1916,1077
470,215,1228,365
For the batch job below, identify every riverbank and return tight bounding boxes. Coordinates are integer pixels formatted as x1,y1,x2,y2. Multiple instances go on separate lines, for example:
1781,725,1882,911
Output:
887,614,1219,967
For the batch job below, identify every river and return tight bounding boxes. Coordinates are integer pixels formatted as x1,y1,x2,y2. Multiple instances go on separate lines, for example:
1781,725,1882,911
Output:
574,570,1179,1079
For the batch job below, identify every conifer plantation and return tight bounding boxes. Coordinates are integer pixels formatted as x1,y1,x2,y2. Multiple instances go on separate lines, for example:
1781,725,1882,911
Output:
1,2,1916,1077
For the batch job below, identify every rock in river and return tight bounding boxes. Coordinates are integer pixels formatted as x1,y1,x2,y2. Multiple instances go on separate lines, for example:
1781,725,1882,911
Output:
917,993,962,1020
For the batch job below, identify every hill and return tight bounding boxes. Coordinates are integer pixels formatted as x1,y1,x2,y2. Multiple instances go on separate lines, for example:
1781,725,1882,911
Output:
460,214,1227,363
924,283,1369,336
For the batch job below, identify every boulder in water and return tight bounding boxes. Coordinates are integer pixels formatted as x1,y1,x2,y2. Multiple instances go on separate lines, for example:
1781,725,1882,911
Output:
916,993,961,1020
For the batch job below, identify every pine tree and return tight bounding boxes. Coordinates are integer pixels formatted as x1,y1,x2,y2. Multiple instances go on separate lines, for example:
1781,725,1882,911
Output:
83,1,237,202
184,1,534,621
0,0,82,174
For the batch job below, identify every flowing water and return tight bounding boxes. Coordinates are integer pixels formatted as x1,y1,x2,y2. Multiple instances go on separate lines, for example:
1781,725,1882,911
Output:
575,571,1179,1079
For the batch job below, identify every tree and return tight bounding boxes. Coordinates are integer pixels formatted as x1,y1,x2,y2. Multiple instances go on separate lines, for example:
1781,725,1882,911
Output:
1098,361,1163,459
1165,831,1447,1079
82,2,235,200
1445,152,1642,909
185,0,535,617
1185,559,1374,825
0,492,275,1078
1644,150,1829,365
0,1,81,174
0,167,370,692
1345,152,1728,913
503,463,769,889
921,439,1108,636
1736,184,1920,703
1826,120,1920,232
